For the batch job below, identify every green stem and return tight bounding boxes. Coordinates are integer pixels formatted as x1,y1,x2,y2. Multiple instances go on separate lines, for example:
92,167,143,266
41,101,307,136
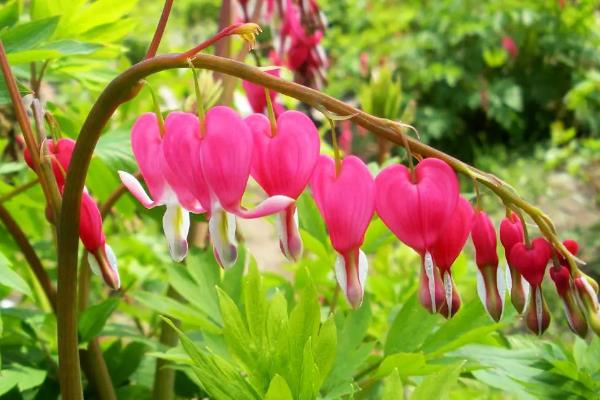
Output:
152,286,181,400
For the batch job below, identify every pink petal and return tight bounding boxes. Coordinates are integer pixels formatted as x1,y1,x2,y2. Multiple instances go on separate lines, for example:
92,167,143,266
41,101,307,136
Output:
200,106,253,211
248,110,320,199
429,196,473,271
375,158,459,253
131,113,168,201
229,194,294,219
310,155,375,253
162,112,210,209
118,170,157,208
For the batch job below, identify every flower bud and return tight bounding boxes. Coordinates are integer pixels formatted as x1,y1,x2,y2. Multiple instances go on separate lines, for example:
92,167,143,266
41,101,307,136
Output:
500,212,527,313
575,276,600,336
471,211,504,321
418,252,446,314
524,285,551,335
550,266,588,337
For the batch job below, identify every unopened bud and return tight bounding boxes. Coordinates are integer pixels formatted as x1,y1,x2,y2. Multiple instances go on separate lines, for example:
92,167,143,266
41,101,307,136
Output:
524,285,551,335
231,23,262,49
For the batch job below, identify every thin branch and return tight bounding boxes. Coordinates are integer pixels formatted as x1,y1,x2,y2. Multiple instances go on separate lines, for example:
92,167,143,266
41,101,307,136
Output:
144,0,174,59
0,203,56,311
0,178,39,203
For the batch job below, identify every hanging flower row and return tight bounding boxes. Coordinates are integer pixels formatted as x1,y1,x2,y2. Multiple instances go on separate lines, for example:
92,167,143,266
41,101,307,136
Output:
119,102,599,337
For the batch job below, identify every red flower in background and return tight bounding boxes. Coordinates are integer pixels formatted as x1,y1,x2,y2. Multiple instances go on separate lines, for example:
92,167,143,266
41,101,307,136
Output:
502,35,519,59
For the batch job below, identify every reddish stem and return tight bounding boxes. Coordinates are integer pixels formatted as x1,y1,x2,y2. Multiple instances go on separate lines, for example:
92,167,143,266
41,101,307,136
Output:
144,0,175,59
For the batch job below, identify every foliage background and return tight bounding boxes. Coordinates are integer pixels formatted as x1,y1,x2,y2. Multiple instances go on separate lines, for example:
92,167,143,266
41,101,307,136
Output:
0,0,599,399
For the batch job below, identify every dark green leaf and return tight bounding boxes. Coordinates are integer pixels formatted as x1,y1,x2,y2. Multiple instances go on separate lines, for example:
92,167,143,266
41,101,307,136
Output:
78,296,120,342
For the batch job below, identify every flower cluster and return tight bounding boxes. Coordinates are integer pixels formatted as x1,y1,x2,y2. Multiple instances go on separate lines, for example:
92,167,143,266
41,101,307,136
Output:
23,138,119,289
123,105,599,335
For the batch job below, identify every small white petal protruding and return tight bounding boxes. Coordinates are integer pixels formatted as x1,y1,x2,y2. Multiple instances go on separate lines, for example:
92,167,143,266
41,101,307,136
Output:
476,269,488,314
497,266,506,319
443,271,454,318
505,263,512,293
535,287,543,335
209,206,238,268
87,252,101,276
424,251,436,313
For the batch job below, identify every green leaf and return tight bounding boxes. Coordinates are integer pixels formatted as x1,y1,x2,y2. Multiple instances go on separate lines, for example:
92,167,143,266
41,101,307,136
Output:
0,16,60,53
411,361,465,400
382,369,403,400
216,287,254,369
313,317,337,386
0,365,46,395
0,0,19,29
0,252,32,297
109,341,149,386
385,292,438,355
6,49,61,63
0,74,33,105
264,375,293,400
162,317,260,400
41,39,103,56
133,291,221,334
376,352,429,378
243,262,267,347
78,296,120,342
299,338,319,400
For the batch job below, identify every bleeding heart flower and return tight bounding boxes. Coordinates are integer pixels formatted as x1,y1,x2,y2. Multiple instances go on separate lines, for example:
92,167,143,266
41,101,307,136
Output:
79,191,119,289
24,138,75,188
161,106,294,268
375,158,459,255
246,110,320,261
510,237,552,334
119,112,204,262
242,69,285,116
428,197,473,317
471,210,505,321
574,275,600,336
556,239,579,265
550,265,588,337
310,155,375,308
500,212,528,313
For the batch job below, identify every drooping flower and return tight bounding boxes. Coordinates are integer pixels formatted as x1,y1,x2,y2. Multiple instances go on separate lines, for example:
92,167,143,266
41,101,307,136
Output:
375,158,459,313
242,69,285,116
500,212,528,313
550,265,588,337
79,191,120,289
574,274,600,336
119,113,204,262
246,110,320,261
471,210,505,321
509,237,552,334
23,137,118,289
310,155,375,308
161,106,294,268
428,197,473,317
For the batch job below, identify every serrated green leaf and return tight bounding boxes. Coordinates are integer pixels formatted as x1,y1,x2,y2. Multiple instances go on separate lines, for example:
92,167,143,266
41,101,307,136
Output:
0,252,32,297
264,375,293,400
162,317,260,400
133,291,220,334
313,317,337,386
385,292,438,355
0,16,59,52
299,338,319,400
382,368,403,400
411,361,465,400
78,296,120,342
216,287,254,369
244,262,266,349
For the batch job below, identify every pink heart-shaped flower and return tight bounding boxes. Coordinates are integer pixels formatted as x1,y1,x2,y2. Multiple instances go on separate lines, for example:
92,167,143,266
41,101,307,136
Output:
509,237,551,286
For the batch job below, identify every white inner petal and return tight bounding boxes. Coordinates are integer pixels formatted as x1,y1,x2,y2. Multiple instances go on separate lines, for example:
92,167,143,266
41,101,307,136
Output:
535,287,543,334
424,251,436,313
443,271,453,318
497,266,506,319
475,269,488,316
